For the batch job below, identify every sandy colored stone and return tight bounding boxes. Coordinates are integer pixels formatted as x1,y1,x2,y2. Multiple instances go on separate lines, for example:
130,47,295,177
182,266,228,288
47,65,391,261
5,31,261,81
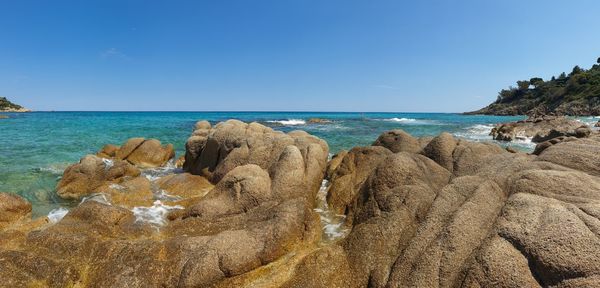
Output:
0,193,32,229
372,129,421,153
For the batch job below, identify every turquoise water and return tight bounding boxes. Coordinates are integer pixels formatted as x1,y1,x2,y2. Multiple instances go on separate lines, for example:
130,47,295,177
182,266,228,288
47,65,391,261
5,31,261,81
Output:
0,111,555,216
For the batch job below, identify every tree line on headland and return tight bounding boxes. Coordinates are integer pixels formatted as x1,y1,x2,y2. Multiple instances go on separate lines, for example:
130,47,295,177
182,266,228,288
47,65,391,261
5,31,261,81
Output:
467,57,600,116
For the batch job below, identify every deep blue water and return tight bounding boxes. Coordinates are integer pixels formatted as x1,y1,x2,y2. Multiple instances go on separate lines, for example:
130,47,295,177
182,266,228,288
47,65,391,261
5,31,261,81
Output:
1,111,567,216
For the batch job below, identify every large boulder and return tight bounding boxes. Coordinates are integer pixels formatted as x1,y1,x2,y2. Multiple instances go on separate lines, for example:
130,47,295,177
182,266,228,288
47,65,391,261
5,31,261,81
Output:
372,129,421,153
183,120,328,196
125,139,175,168
0,193,32,228
100,137,175,168
421,132,457,172
326,146,392,215
56,155,140,199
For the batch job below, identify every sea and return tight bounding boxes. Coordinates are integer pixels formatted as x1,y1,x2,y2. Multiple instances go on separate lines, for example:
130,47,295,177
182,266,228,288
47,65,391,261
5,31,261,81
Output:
1,111,598,217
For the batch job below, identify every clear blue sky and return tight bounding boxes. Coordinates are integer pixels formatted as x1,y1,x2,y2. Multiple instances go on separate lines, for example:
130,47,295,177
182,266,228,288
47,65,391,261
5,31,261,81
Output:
1,0,599,112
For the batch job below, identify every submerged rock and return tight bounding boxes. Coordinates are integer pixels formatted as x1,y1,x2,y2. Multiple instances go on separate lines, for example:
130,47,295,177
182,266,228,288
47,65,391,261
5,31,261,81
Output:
307,118,333,124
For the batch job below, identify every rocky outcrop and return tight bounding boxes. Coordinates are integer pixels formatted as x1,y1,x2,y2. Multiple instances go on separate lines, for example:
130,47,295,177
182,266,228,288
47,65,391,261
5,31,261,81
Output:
107,138,175,168
490,116,590,142
372,129,422,153
56,155,140,199
183,120,328,192
2,120,329,287
4,122,600,287
326,146,392,216
286,130,600,288
0,97,30,112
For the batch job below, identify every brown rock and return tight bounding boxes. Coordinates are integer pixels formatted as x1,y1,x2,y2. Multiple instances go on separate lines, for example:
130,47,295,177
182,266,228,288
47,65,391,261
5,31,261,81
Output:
115,137,145,160
0,193,32,228
156,173,213,200
307,118,333,124
372,129,421,153
325,150,347,180
326,146,392,215
125,139,175,168
56,155,140,199
96,144,120,158
421,132,457,172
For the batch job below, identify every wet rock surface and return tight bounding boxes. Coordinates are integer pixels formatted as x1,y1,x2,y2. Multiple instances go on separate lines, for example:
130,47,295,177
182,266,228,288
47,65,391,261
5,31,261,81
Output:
3,122,600,287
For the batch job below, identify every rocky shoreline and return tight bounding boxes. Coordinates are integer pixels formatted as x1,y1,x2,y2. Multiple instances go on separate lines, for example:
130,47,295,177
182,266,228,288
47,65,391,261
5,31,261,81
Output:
0,97,31,112
1,119,599,287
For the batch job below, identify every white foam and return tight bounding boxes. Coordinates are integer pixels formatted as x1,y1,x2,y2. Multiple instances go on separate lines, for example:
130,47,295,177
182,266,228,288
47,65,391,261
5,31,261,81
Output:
102,158,114,170
154,189,183,202
109,183,126,190
141,160,181,182
266,119,306,125
386,117,416,122
47,207,69,224
131,200,184,226
36,163,69,175
313,180,349,242
455,124,495,141
80,193,111,205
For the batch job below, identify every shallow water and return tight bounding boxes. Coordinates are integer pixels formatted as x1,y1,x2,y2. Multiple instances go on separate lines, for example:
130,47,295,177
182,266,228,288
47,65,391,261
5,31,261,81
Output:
0,111,573,216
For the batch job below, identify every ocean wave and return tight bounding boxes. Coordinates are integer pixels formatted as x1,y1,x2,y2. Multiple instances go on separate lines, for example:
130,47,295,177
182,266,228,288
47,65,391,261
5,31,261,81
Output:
453,124,494,141
384,117,417,123
131,200,184,227
467,124,495,135
47,207,69,224
265,119,306,126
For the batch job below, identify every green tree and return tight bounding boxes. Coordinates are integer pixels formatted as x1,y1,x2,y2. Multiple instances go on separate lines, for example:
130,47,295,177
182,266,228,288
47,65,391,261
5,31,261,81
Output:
517,80,530,90
529,77,544,87
571,65,583,75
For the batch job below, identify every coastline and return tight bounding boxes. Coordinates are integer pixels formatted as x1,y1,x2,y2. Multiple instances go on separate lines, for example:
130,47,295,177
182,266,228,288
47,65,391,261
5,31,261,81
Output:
1,118,599,286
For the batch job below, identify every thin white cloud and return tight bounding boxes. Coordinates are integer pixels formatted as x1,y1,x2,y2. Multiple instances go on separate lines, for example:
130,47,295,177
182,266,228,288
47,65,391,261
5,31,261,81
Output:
373,84,400,90
101,48,130,60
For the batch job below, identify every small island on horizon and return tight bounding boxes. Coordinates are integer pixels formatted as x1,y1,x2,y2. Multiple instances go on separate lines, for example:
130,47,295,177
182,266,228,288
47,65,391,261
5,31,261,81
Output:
0,97,31,113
